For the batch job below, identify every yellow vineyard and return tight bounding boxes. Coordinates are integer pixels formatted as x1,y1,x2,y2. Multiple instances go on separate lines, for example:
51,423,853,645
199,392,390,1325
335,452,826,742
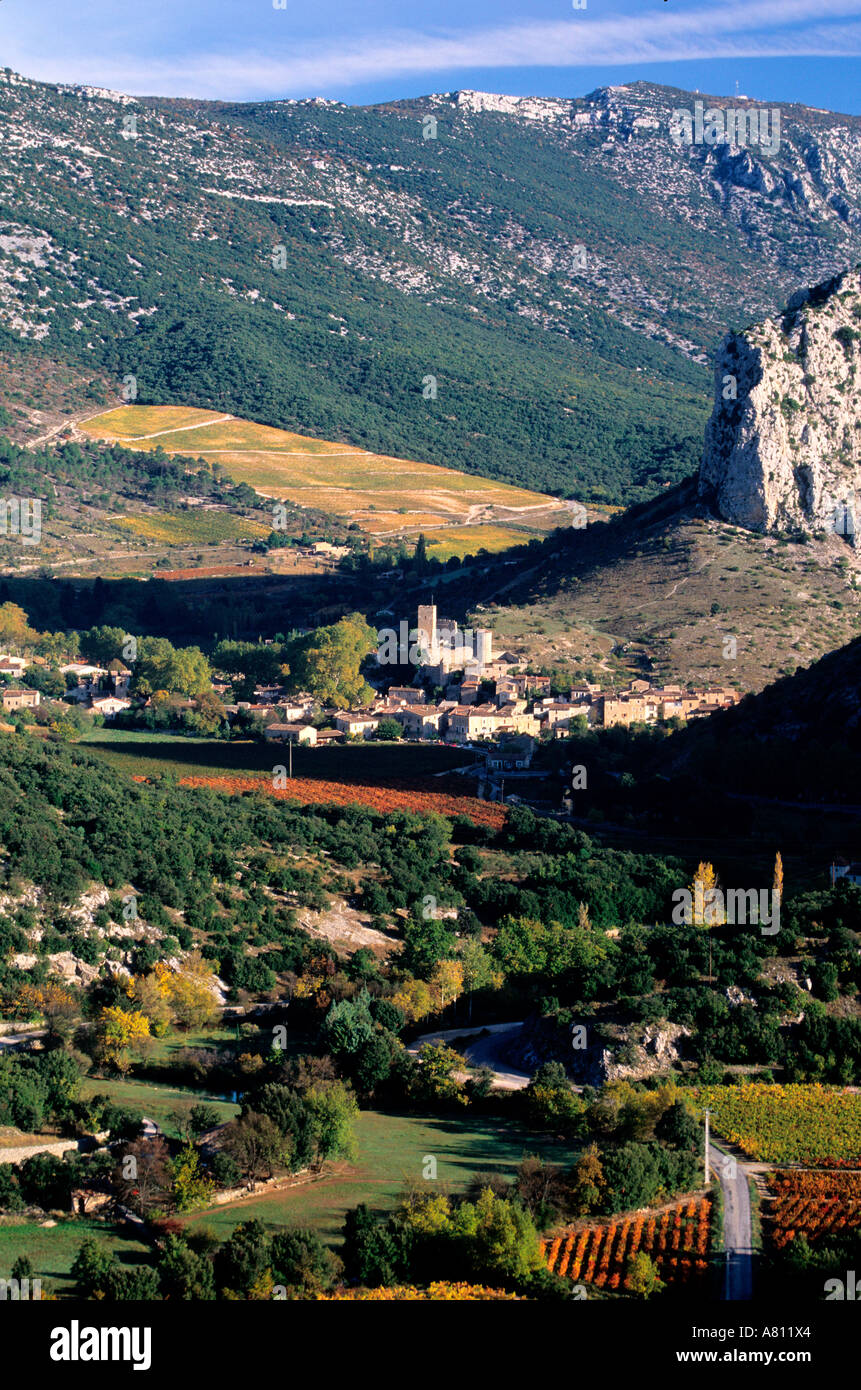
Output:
82,405,572,557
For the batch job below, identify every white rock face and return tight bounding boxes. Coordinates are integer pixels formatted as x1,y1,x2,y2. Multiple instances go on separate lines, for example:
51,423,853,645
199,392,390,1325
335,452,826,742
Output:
452,90,571,121
699,264,861,535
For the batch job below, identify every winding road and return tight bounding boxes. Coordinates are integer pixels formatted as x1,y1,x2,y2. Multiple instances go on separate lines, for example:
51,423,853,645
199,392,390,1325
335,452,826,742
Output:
408,1020,532,1090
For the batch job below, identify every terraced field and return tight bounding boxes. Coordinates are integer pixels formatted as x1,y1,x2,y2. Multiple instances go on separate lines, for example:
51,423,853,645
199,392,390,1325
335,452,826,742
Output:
82,405,572,556
117,511,271,544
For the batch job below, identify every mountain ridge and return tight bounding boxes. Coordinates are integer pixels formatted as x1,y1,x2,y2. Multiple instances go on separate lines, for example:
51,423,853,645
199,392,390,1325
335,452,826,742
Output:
1,69,860,504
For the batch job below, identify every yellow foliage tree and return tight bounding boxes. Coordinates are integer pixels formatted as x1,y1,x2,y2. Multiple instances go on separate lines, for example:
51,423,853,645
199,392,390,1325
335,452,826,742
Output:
690,861,724,926
773,852,784,905
430,959,464,1012
97,1005,151,1074
154,951,218,1030
390,978,434,1023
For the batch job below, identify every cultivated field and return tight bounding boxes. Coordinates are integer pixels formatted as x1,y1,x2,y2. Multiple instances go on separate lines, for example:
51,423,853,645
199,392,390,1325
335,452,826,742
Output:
543,1195,712,1292
79,732,473,783
696,1085,861,1163
81,405,572,556
764,1170,861,1250
116,511,271,545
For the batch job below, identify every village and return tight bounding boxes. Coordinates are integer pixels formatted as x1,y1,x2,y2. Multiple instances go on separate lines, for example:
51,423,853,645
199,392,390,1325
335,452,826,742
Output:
0,600,741,756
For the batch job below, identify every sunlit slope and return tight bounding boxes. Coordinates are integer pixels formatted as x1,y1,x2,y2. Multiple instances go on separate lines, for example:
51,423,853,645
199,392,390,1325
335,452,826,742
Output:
82,405,573,550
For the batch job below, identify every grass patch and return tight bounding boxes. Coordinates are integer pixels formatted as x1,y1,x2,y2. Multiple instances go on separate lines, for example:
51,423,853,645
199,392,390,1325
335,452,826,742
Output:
78,1076,239,1138
0,1217,152,1297
181,1107,571,1247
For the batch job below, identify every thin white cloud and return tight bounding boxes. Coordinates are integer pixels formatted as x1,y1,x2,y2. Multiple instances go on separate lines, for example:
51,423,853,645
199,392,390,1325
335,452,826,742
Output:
4,0,861,98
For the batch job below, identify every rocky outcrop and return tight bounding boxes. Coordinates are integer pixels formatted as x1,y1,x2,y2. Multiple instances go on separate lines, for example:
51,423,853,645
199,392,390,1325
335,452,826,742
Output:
699,264,861,535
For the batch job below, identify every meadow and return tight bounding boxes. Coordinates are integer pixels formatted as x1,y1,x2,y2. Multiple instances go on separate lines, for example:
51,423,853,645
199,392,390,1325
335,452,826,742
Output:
77,1076,240,1138
0,1217,152,1297
180,1108,571,1247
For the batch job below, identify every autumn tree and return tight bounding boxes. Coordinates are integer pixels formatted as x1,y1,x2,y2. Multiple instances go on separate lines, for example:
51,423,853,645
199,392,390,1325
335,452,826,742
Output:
95,1004,151,1074
0,602,36,651
690,861,724,926
773,852,784,905
154,951,219,1030
172,1142,215,1213
567,1143,604,1216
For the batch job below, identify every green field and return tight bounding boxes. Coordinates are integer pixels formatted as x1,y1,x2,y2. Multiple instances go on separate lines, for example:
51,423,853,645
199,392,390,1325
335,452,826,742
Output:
78,731,474,784
0,1217,152,1297
181,1108,571,1246
78,1076,240,1139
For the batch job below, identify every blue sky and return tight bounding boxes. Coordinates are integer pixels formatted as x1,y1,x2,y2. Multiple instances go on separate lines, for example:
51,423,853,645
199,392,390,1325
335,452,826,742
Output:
1,0,859,113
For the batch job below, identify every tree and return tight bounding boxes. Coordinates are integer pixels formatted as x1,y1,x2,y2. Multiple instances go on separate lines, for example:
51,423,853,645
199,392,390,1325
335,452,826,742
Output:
342,1204,406,1287
222,1112,285,1185
113,1136,173,1217
402,916,456,978
373,718,403,741
157,1234,216,1300
253,1084,315,1170
525,1062,587,1134
79,625,128,667
70,1237,117,1298
134,637,212,698
655,1099,699,1153
172,1142,215,1212
154,952,219,1030
568,1143,604,1216
625,1250,664,1298
453,1187,544,1282
306,1081,359,1165
270,1228,340,1297
321,992,374,1058
0,602,35,651
214,1220,271,1298
285,614,377,708
95,1004,151,1074
412,1043,468,1107
430,958,464,1012
515,1155,565,1227
773,851,784,905
691,861,724,926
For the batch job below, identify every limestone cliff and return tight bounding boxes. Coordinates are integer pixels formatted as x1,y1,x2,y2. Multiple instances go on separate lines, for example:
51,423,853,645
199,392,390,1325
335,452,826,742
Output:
699,265,861,536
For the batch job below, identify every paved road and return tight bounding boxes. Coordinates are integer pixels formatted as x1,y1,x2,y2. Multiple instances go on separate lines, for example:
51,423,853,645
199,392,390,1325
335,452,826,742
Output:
710,1144,754,1301
409,1021,532,1090
0,1028,47,1050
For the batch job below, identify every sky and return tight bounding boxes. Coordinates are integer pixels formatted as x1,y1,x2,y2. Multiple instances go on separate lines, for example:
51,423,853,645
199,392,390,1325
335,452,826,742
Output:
0,0,859,114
